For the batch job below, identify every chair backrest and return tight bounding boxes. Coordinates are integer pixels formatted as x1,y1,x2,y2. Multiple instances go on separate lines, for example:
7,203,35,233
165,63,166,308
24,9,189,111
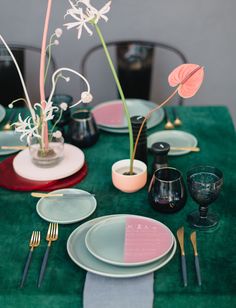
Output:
81,40,187,106
0,44,57,107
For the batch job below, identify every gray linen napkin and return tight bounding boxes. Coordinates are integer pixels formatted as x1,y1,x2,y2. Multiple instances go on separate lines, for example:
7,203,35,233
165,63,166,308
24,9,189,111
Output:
83,272,154,308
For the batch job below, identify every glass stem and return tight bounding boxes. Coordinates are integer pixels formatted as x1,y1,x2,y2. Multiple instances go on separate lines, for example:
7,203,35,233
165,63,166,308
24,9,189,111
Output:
199,205,208,219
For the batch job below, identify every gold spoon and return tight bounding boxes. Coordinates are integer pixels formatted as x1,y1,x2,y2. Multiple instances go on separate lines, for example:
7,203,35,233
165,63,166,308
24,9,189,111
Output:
173,108,182,126
164,109,174,129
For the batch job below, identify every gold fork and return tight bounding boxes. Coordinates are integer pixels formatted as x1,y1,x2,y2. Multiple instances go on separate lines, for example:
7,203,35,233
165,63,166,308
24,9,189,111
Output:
38,223,58,287
20,231,40,288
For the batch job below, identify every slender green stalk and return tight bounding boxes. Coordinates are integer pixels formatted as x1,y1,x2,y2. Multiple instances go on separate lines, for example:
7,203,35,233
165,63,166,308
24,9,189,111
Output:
50,109,63,140
44,33,56,84
94,23,134,167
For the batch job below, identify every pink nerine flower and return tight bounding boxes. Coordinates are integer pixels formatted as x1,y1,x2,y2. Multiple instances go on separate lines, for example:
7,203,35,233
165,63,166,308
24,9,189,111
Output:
168,64,204,98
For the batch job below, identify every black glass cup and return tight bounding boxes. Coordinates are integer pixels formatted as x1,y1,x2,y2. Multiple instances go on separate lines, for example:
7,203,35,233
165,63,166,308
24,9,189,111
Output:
148,167,187,213
69,110,99,148
187,165,223,229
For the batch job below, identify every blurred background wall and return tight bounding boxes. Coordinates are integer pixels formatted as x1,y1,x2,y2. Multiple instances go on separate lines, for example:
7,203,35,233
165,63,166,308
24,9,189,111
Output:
0,0,235,126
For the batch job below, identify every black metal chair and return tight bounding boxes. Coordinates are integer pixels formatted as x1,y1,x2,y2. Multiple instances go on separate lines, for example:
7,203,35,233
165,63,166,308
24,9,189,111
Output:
81,40,188,105
0,44,57,107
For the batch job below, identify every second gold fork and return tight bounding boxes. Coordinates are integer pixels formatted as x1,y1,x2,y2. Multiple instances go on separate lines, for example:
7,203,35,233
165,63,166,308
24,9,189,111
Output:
38,223,58,288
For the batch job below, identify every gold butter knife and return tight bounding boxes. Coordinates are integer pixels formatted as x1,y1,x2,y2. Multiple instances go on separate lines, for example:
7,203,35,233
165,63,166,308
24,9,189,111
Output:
190,231,202,286
177,226,187,287
170,147,200,152
0,145,28,150
31,192,95,198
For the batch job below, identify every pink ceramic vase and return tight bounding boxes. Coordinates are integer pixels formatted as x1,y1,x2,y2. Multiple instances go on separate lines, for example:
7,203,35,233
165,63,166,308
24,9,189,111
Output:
112,159,147,193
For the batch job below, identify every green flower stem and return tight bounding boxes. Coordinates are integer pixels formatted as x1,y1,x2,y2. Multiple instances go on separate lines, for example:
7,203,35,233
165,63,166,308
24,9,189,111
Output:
44,33,56,84
50,109,63,141
94,23,134,170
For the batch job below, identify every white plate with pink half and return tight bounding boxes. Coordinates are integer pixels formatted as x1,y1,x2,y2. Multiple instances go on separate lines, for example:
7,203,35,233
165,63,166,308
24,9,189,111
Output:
67,215,176,278
13,143,85,181
85,215,174,267
92,99,164,130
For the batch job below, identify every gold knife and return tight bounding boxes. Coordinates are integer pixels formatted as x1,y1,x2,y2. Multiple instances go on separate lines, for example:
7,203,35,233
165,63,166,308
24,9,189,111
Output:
190,232,202,286
31,192,95,198
177,226,187,287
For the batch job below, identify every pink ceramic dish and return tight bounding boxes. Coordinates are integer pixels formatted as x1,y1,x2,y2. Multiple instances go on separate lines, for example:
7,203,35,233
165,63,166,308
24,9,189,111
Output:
92,100,125,128
112,159,147,193
124,216,174,264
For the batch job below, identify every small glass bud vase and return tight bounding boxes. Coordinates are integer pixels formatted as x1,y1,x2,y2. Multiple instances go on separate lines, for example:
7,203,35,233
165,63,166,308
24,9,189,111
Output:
28,133,64,167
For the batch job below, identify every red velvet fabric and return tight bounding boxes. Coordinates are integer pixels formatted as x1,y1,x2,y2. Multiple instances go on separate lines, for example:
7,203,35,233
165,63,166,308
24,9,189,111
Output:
0,155,87,191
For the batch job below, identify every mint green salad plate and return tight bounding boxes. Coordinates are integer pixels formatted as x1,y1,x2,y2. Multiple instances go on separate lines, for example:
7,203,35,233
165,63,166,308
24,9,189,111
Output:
67,215,176,278
36,188,97,224
0,131,26,155
147,130,198,156
0,104,6,123
85,216,174,267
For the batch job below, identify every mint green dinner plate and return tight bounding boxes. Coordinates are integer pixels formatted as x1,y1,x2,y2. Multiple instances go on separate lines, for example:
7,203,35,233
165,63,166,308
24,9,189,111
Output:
0,131,26,155
0,104,6,123
36,189,97,224
67,215,176,278
147,130,198,156
85,216,174,267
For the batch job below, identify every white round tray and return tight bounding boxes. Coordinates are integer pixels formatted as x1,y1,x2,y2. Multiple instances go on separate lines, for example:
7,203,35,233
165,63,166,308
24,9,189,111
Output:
13,143,85,181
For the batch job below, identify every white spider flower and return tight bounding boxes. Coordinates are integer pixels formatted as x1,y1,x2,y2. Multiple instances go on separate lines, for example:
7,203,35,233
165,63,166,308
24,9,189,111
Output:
52,130,62,139
12,114,41,143
8,103,13,109
81,0,112,23
81,91,93,103
64,0,111,39
34,101,59,122
54,39,60,46
55,28,63,38
64,7,93,39
60,102,68,111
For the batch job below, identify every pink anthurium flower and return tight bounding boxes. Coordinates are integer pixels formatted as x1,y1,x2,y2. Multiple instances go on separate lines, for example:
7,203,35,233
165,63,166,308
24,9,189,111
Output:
168,64,204,98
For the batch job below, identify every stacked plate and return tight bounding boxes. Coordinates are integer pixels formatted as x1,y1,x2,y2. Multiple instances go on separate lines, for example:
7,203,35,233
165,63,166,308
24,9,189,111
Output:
0,144,87,191
67,214,176,278
92,99,164,133
13,143,85,181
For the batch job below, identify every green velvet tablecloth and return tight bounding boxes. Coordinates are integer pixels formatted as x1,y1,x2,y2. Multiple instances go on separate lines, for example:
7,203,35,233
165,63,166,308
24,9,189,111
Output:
0,106,236,308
